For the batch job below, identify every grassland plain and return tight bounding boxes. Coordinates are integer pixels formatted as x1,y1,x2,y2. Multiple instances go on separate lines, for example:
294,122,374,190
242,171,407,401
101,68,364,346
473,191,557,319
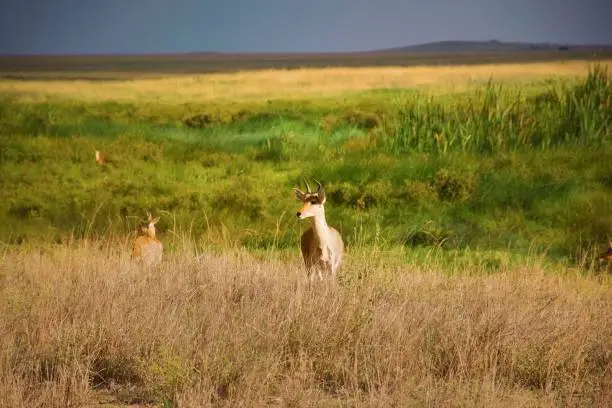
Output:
0,59,611,406
0,244,610,407
1,47,611,79
1,60,611,103
1,61,611,262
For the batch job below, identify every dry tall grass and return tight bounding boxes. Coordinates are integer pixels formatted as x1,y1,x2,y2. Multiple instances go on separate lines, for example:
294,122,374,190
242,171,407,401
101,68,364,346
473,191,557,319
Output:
2,60,611,103
1,242,610,407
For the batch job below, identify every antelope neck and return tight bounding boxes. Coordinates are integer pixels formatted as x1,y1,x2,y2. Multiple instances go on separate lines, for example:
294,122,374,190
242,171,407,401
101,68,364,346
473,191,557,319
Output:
310,211,330,244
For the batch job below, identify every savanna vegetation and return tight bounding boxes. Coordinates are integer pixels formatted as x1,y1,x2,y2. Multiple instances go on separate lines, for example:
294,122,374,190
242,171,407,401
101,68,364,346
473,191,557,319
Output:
1,61,611,262
0,58,611,407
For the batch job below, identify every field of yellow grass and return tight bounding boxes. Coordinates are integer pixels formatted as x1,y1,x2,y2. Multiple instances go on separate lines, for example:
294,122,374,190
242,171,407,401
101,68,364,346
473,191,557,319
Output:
1,242,610,407
2,60,611,103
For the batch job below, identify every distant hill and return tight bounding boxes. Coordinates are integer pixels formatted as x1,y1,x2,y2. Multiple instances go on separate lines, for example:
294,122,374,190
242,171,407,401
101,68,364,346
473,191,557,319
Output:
1,40,611,80
376,40,612,53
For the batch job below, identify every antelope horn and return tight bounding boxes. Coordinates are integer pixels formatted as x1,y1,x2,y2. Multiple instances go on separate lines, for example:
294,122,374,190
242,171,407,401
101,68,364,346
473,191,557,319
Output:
294,188,305,199
303,177,312,194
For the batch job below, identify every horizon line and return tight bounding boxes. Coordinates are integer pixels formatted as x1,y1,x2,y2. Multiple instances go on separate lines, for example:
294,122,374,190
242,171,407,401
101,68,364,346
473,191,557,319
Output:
2,39,612,58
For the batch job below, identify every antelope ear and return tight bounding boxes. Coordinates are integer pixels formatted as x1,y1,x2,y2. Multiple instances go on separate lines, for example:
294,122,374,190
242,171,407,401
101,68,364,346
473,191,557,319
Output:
294,188,305,200
318,188,326,204
151,217,160,225
314,180,326,203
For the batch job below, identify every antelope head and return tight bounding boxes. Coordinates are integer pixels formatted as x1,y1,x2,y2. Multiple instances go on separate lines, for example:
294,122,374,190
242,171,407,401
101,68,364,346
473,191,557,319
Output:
295,179,326,220
141,211,160,237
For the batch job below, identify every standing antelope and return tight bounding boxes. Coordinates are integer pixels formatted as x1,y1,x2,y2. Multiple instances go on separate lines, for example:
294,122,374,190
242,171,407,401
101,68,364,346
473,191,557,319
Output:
132,212,163,267
294,180,345,280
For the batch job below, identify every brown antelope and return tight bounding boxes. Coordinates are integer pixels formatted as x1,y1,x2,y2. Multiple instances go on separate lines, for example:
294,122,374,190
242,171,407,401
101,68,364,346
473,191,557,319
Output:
95,149,113,165
598,241,612,264
294,179,345,280
132,212,163,267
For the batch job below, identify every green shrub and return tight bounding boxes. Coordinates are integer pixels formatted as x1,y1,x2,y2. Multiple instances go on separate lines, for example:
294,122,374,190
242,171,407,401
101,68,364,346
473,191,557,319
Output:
434,168,476,201
401,180,439,206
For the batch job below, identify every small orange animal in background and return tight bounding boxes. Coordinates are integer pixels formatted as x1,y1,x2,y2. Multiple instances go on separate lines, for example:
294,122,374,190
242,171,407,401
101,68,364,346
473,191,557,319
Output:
95,149,113,165
132,212,163,267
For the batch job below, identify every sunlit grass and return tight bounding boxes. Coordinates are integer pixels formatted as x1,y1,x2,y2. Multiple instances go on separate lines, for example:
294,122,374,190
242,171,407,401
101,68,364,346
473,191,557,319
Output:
1,60,610,103
0,242,610,407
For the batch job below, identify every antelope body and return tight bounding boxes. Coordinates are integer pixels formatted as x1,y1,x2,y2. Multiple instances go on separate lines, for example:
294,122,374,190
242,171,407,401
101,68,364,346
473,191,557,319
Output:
132,212,163,267
295,180,344,280
598,241,612,263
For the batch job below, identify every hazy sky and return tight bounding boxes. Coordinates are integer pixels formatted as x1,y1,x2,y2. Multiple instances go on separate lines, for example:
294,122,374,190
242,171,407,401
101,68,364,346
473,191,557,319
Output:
0,0,610,54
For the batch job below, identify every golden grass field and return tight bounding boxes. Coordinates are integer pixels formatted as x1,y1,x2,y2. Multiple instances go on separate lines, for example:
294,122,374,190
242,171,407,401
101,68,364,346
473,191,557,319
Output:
1,242,611,407
1,60,611,103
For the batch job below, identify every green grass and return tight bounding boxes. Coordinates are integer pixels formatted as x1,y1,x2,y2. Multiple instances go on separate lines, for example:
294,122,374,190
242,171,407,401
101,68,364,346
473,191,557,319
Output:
1,65,610,267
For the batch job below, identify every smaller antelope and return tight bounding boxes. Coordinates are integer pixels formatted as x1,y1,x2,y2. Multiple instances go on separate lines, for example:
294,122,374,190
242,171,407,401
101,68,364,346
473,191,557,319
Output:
598,241,612,263
132,212,163,267
295,179,345,280
95,149,113,165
